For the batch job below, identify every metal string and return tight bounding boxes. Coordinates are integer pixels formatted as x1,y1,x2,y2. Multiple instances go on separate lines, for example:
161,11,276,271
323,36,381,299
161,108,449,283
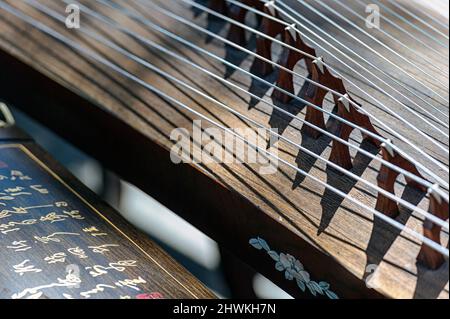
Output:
238,0,449,118
313,0,449,92
385,0,449,37
138,0,450,173
95,0,450,190
330,0,449,78
399,0,449,31
188,0,450,137
306,0,450,119
193,0,450,132
178,0,450,182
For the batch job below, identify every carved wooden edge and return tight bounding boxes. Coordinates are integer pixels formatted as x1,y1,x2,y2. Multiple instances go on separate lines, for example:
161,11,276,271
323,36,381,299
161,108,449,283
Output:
0,48,385,299
0,123,33,142
375,141,449,270
301,57,347,139
271,24,316,104
251,1,286,76
211,0,448,271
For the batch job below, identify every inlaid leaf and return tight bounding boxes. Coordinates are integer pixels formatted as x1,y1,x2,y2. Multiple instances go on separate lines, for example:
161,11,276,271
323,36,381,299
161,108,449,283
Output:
319,281,330,290
309,281,323,294
257,237,270,251
306,282,317,296
249,238,263,250
285,269,294,281
294,260,304,272
268,250,279,261
248,237,337,299
325,290,339,300
299,270,310,282
296,278,306,292
275,261,284,271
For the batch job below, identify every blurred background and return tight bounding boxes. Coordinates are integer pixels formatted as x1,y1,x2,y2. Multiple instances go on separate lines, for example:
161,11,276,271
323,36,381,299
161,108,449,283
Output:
10,105,292,299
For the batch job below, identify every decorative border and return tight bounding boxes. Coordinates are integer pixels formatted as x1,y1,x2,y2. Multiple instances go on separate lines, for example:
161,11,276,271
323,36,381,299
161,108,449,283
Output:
249,237,338,299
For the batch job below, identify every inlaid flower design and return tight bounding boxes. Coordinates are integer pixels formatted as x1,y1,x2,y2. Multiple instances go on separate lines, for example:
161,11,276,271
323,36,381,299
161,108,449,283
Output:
249,237,338,299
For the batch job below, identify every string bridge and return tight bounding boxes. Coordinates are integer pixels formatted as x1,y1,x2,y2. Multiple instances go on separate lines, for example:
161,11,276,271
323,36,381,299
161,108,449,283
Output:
207,0,449,272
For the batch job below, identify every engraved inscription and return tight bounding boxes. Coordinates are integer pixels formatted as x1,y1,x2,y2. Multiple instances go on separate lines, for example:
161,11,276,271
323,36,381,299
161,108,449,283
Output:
0,145,178,299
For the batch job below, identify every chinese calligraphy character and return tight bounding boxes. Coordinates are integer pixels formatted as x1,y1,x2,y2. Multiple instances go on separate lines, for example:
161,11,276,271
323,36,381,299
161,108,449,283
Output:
68,247,88,259
13,260,42,276
83,226,107,237
7,240,31,252
40,212,67,223
10,170,32,181
34,232,80,244
63,210,84,220
30,185,49,194
44,252,67,264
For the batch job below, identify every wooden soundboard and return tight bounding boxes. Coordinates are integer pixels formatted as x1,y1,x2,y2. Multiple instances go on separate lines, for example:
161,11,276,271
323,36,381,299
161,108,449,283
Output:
0,0,448,298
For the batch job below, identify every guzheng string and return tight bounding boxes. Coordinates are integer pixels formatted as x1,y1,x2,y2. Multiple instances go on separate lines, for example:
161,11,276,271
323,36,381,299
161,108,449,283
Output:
224,0,450,136
250,0,450,174
136,0,450,178
292,0,449,104
22,0,445,234
2,0,448,257
250,0,449,113
192,0,449,131
272,0,449,115
334,0,449,74
374,0,448,47
93,0,449,190
1,0,448,264
26,0,450,231
187,0,450,143
272,0,450,152
24,1,445,196
354,0,447,59
180,0,450,171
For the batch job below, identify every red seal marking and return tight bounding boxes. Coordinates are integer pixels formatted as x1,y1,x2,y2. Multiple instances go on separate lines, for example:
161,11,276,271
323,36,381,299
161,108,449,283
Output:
136,292,164,299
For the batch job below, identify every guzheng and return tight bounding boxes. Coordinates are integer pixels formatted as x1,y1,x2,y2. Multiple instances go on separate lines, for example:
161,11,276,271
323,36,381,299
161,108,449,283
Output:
0,108,214,299
0,0,448,299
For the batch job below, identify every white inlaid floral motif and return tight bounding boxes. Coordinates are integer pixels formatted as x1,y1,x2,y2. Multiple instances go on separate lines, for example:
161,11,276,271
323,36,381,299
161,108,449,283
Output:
249,237,339,299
